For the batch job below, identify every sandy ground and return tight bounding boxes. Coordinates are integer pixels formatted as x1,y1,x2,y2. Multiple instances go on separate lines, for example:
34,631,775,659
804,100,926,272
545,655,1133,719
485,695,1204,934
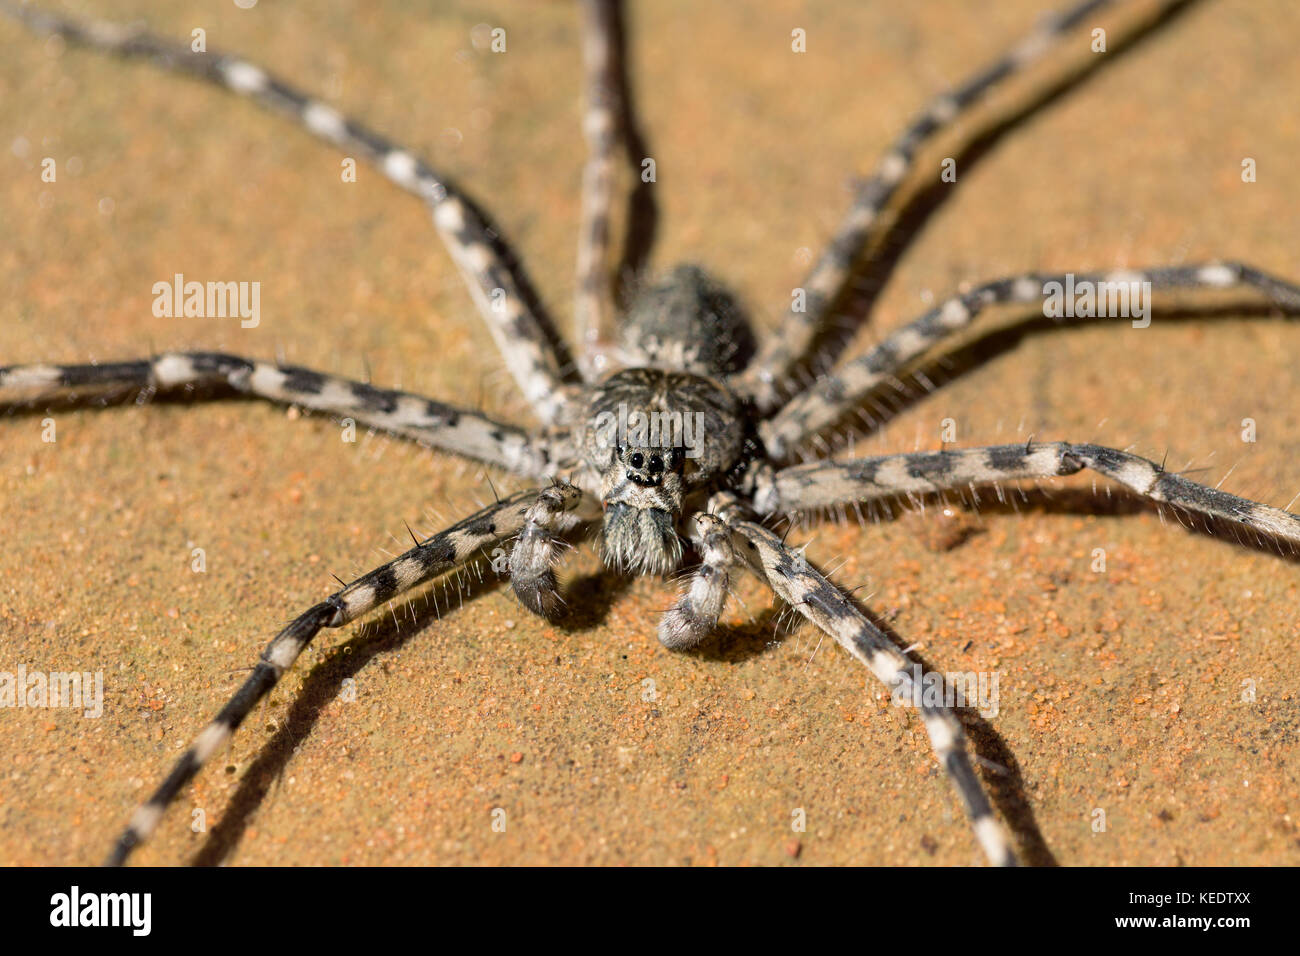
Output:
1,0,1298,866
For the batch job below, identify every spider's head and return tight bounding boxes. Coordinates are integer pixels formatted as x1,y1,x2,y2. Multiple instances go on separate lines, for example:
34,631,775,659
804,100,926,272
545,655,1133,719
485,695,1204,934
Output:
581,367,747,575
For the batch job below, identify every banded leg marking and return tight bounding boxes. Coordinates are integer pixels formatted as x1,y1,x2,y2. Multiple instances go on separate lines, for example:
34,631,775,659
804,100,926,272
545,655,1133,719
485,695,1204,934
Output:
508,481,585,618
736,0,1124,413
575,0,623,380
2,3,576,423
760,442,1300,551
107,489,542,865
658,513,737,650
0,352,556,476
762,263,1300,457
727,518,1017,866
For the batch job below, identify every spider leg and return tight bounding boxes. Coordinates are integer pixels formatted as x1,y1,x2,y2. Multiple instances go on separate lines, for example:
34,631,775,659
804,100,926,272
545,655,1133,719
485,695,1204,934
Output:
703,497,1016,866
106,485,581,865
734,0,1185,414
762,263,1300,457
575,0,629,381
0,351,565,477
658,513,737,649
509,481,586,617
757,442,1300,550
2,3,578,424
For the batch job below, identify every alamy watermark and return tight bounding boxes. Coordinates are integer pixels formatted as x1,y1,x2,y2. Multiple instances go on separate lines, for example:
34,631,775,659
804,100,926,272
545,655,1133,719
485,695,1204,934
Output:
50,886,150,936
1042,273,1153,328
591,402,705,459
890,664,999,719
152,272,260,328
0,665,103,718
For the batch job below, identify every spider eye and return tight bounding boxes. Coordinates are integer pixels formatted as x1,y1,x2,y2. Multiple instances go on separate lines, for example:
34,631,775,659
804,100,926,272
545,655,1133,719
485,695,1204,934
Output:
629,452,645,469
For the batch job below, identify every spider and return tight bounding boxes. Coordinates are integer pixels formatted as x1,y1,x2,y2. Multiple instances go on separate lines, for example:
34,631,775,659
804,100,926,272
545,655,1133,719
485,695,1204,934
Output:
3,0,1299,866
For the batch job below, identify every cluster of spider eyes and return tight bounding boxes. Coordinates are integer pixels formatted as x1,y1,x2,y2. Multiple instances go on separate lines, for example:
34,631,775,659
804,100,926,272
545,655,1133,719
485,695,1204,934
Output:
616,445,683,473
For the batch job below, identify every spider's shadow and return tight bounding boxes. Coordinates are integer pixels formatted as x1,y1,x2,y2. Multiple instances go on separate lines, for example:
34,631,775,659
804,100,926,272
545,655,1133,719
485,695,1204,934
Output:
687,603,800,663
825,586,1054,864
822,302,1300,450
858,607,1057,867
189,565,493,865
608,0,659,304
751,479,1300,862
792,0,1202,384
789,478,1300,567
0,381,240,418
558,565,638,630
189,550,631,866
673,574,1054,863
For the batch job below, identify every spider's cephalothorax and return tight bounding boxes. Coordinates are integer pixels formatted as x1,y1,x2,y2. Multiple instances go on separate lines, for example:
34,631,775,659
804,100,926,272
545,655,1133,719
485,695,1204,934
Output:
8,0,1300,868
581,264,757,575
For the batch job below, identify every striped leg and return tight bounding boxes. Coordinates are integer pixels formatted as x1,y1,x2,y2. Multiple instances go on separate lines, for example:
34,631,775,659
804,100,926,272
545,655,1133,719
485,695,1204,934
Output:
508,480,585,617
575,0,623,381
658,513,737,650
757,442,1300,551
107,487,574,865
0,352,559,476
2,3,577,424
735,0,1137,414
761,263,1300,457
720,511,1017,866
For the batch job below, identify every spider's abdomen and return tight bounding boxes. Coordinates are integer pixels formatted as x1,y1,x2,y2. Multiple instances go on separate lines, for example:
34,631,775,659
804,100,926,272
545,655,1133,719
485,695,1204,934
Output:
618,264,756,377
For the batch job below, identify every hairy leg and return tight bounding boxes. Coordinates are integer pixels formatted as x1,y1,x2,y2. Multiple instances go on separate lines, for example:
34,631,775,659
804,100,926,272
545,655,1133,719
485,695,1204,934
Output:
0,352,563,476
761,263,1300,457
658,513,737,650
734,0,1157,413
509,481,585,616
106,486,580,865
2,2,578,423
756,442,1300,551
575,0,622,380
711,503,1017,866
